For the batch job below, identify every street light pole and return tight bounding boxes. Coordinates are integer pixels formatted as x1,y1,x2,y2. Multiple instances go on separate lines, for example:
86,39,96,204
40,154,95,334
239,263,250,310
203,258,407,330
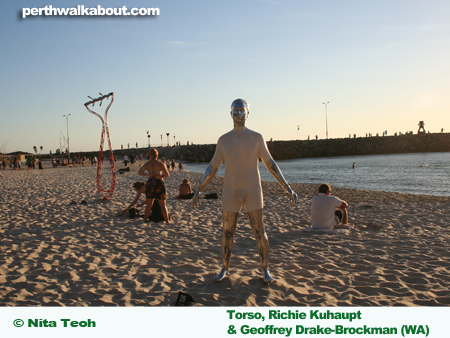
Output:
323,102,329,139
63,113,71,161
160,134,163,147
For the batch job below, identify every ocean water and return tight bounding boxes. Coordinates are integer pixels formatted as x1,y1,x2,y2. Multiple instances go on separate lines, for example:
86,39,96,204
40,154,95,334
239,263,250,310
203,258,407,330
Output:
184,152,450,196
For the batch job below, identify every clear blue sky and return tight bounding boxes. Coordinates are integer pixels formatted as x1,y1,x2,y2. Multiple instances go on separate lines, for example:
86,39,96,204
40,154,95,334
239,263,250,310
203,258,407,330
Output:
1,0,449,153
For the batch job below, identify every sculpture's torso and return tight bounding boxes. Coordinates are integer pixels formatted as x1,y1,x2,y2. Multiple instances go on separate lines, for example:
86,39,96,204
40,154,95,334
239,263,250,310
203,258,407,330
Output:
211,127,271,213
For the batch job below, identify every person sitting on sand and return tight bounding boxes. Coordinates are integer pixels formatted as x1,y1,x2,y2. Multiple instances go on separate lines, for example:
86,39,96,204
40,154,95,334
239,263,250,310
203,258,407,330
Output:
138,148,170,223
177,178,195,199
116,181,147,216
311,183,351,230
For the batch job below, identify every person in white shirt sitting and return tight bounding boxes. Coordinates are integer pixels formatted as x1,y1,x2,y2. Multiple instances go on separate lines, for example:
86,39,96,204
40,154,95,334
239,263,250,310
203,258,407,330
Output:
311,183,350,230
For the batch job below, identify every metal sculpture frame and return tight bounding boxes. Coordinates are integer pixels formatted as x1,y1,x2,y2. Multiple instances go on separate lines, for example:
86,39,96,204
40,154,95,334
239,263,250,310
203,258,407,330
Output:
84,92,116,200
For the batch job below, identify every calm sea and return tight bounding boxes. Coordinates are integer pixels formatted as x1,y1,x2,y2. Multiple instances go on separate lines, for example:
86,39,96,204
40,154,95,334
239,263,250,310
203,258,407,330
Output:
184,152,450,196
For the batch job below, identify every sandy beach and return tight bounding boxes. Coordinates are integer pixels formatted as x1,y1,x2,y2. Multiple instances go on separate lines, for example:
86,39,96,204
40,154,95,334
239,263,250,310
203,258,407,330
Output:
1,162,450,306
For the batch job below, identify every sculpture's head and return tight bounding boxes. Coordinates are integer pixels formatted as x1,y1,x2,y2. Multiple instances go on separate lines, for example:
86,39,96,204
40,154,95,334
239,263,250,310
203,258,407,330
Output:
230,99,249,126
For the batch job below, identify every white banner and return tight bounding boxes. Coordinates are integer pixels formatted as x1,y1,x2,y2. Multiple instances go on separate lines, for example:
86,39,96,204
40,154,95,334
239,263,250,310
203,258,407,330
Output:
0,307,447,337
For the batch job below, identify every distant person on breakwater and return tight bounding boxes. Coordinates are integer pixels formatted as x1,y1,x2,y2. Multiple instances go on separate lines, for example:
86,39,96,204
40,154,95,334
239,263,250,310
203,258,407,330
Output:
311,183,351,230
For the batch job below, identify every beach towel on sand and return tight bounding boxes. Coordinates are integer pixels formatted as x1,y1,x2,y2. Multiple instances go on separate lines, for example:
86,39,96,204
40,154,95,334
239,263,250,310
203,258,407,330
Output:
302,224,354,235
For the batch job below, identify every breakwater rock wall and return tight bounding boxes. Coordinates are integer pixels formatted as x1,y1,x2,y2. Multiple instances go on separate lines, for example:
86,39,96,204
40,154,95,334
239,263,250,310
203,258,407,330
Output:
156,133,450,162
268,133,450,160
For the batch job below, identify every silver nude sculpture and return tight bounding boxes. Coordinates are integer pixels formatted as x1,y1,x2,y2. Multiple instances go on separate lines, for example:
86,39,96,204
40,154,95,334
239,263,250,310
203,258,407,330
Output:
192,99,297,284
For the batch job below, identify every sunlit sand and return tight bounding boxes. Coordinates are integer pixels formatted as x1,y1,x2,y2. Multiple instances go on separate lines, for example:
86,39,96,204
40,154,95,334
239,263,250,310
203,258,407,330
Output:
1,162,449,306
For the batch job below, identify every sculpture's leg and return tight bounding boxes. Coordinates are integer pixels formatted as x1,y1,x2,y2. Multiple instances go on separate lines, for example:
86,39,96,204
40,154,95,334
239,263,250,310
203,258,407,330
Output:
215,211,239,281
247,209,274,283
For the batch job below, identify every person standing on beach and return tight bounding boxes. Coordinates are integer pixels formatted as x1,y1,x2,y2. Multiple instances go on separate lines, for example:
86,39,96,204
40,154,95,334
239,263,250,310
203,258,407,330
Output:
123,154,129,167
192,98,297,283
26,156,32,170
138,148,171,223
311,183,350,230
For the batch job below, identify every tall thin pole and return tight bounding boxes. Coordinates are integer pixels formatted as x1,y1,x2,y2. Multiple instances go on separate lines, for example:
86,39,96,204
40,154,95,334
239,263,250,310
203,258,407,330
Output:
166,133,170,147
63,114,71,160
323,102,329,139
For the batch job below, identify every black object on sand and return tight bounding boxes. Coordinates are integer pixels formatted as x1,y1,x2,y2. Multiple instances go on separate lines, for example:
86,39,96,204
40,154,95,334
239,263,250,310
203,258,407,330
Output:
175,291,196,306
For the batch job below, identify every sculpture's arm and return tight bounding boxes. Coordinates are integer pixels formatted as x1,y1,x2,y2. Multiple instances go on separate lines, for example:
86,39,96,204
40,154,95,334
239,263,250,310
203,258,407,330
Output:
257,134,297,204
192,164,219,209
264,158,298,205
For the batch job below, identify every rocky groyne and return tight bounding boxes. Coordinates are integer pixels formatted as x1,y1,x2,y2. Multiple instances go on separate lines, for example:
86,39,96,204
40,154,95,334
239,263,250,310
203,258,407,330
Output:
157,133,450,162
267,133,450,160
80,133,449,163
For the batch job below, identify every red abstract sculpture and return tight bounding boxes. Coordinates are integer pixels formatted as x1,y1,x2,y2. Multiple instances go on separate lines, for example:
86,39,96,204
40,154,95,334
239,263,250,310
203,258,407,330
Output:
84,92,116,200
